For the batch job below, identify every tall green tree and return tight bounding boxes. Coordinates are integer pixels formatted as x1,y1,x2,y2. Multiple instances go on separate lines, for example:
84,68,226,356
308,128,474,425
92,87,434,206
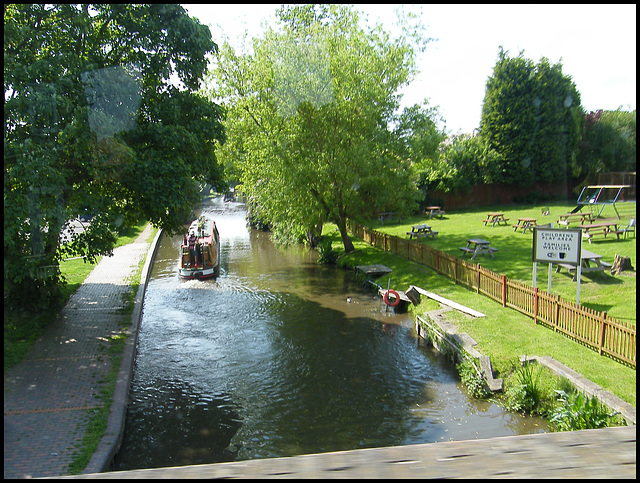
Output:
208,4,428,251
480,47,584,186
4,4,225,310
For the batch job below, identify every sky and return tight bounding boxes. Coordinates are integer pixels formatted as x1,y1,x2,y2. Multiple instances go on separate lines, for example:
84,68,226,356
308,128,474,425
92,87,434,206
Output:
182,3,636,134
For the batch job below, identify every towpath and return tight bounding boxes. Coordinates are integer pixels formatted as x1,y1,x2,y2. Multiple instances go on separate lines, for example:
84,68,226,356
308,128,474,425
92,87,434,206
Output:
4,225,154,479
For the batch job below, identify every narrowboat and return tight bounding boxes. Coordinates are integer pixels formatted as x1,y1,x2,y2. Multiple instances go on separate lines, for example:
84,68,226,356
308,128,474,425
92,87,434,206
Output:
179,215,220,279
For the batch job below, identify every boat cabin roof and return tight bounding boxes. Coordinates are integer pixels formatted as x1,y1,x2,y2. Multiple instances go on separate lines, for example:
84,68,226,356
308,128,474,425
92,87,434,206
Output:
188,216,216,240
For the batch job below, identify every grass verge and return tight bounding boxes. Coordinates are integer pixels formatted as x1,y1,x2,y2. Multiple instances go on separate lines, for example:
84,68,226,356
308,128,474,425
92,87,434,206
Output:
66,222,157,474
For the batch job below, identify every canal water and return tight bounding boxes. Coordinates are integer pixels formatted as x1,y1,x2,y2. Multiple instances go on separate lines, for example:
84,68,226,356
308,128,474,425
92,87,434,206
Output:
113,198,547,471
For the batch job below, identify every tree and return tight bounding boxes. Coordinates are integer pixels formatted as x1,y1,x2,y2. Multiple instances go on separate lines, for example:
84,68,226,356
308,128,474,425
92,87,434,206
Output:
4,4,225,310
480,47,584,186
208,4,427,251
391,101,449,207
421,134,504,196
576,109,636,181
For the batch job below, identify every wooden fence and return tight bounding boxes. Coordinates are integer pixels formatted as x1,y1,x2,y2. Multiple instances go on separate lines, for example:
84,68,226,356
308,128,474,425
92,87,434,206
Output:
348,221,636,368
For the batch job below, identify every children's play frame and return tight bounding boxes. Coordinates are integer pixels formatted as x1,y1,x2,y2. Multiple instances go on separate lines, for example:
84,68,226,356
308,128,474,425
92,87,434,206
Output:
576,185,631,219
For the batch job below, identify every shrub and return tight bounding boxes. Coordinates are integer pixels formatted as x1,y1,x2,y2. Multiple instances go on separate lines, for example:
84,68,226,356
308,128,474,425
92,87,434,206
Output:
503,362,545,414
317,238,338,265
457,358,492,399
549,390,621,431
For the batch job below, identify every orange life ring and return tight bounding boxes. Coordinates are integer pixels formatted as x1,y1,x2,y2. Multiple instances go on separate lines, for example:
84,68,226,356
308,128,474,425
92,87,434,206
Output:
383,289,401,307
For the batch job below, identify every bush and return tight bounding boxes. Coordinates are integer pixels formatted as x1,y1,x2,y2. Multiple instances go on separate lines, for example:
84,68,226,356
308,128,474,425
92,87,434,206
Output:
503,362,545,414
457,358,492,399
549,390,621,432
317,238,338,265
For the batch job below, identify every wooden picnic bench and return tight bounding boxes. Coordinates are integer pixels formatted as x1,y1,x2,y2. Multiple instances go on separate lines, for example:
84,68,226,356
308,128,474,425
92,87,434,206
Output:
512,217,537,233
407,224,438,240
555,249,612,281
459,238,498,259
580,221,624,243
425,206,446,219
556,212,595,227
482,213,509,227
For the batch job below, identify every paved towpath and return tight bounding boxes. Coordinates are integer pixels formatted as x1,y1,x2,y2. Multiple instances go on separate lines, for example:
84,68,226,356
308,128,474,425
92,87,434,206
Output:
4,225,154,479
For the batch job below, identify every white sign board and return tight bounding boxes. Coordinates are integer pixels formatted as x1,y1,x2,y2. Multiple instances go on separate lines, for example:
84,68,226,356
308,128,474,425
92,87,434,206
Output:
532,228,581,265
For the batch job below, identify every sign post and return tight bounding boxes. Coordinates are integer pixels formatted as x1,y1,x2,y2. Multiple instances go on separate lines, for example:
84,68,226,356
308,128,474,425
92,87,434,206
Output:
532,228,582,303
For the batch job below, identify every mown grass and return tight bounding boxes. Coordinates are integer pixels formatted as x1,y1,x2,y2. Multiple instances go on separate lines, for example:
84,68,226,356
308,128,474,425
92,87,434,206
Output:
322,200,636,408
371,201,636,324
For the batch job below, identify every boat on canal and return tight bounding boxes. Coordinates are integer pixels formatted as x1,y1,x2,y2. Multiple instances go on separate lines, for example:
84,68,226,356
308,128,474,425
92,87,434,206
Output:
179,215,220,279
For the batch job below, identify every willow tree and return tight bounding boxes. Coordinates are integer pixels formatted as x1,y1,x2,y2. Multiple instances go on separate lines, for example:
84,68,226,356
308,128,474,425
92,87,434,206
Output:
208,4,427,251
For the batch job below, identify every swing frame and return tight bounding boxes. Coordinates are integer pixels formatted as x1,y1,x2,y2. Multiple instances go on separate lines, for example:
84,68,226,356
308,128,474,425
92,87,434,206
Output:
576,185,630,219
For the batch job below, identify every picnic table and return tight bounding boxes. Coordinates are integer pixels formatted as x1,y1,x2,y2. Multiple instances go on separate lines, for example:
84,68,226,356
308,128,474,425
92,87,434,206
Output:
580,221,623,243
557,212,595,227
555,248,612,281
512,217,537,234
459,238,498,260
425,206,446,219
482,212,509,227
406,224,438,240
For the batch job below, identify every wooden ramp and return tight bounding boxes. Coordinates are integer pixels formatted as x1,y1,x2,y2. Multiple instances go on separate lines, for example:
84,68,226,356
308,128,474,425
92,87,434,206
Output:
408,285,485,318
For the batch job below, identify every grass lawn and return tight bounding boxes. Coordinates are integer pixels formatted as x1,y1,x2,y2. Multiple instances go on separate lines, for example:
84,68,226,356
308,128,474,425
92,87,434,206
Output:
324,200,636,407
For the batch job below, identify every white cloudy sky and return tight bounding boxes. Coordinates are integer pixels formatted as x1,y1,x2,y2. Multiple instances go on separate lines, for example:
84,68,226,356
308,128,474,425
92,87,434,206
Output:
182,3,636,134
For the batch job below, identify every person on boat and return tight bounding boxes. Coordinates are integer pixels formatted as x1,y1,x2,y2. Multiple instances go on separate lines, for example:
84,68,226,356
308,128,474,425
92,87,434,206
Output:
195,243,202,268
188,232,197,267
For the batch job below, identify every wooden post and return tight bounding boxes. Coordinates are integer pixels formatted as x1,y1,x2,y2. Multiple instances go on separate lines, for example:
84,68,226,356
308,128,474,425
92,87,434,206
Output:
533,287,538,324
476,266,480,293
554,295,561,332
454,258,458,284
502,275,507,307
598,311,607,355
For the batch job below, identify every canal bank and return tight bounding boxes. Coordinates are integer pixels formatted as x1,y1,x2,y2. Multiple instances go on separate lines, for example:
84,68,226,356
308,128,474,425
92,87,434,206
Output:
3,224,162,478
5,211,633,478
83,228,163,474
111,204,553,471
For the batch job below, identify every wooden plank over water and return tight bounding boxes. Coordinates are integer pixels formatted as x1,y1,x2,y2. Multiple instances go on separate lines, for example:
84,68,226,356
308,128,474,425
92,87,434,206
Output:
409,285,485,318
